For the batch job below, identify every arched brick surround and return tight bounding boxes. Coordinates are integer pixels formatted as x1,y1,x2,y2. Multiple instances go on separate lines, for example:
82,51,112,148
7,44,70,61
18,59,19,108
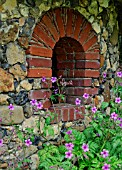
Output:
26,7,100,122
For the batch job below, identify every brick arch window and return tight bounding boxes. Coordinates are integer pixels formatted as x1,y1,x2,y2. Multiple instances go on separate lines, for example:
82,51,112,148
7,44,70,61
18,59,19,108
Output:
26,7,100,121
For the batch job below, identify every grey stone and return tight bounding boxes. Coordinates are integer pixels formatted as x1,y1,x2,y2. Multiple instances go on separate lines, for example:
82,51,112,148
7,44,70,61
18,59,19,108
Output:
30,154,39,170
0,94,10,105
0,144,8,156
0,24,19,44
22,116,39,134
23,103,33,118
0,68,14,92
20,80,32,91
6,43,25,65
0,106,24,125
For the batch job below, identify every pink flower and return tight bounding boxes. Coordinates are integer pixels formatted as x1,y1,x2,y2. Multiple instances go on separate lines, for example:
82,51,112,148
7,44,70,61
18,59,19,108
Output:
65,143,74,150
102,163,110,170
101,149,109,158
65,150,73,159
103,72,107,78
25,139,32,147
82,143,89,152
91,106,97,113
66,130,72,135
119,123,122,128
30,99,37,106
117,72,122,78
36,102,43,109
0,139,3,147
110,112,118,120
75,98,81,105
115,97,121,104
0,118,2,122
83,93,89,99
51,77,57,83
8,104,14,111
41,77,46,82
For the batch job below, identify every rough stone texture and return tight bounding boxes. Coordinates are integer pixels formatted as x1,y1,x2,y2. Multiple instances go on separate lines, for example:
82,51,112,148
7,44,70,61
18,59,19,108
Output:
16,145,38,158
0,68,14,92
20,80,32,91
23,103,33,118
0,94,10,105
0,24,19,44
30,154,40,170
6,43,25,65
0,106,24,125
2,0,17,13
22,116,39,134
0,144,8,156
9,64,27,80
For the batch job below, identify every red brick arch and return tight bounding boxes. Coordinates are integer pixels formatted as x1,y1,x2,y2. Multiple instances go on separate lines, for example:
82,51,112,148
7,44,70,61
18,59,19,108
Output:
26,7,100,121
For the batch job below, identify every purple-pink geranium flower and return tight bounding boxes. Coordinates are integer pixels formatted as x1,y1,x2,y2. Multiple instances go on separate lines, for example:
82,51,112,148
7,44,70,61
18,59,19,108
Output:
0,118,2,122
65,143,74,150
102,163,110,170
75,98,81,105
36,102,43,109
91,106,97,113
82,143,89,152
119,123,122,128
0,139,3,147
83,93,89,99
110,112,118,121
115,97,121,104
25,139,32,147
65,150,73,159
116,72,122,78
41,77,46,82
51,77,57,83
66,130,72,135
30,99,37,106
103,72,107,78
8,104,14,111
101,149,109,158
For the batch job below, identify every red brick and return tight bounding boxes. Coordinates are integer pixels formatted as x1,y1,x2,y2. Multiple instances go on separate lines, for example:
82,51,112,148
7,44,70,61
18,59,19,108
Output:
67,54,74,60
27,68,52,78
54,8,65,37
49,107,62,123
26,46,52,58
62,108,69,121
65,47,74,53
75,113,84,120
84,70,99,77
42,15,59,42
55,47,66,55
73,70,99,78
56,54,67,62
69,108,74,121
83,36,98,51
73,14,83,40
57,62,75,69
66,96,76,105
33,25,55,48
75,52,100,60
66,9,73,36
71,79,92,87
43,99,52,109
41,79,52,88
27,57,52,68
76,60,100,69
32,33,45,46
78,22,92,45
73,87,98,96
28,90,51,100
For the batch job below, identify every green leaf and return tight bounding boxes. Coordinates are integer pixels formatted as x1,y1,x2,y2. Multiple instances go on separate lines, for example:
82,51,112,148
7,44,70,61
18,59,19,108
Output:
45,117,51,125
17,131,24,142
101,102,109,109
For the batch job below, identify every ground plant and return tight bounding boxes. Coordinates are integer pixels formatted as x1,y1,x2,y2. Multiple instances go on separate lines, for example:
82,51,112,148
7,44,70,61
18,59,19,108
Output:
0,71,122,170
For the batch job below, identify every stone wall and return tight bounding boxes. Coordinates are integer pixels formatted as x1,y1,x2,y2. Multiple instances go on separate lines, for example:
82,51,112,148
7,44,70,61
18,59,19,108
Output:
0,0,120,169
